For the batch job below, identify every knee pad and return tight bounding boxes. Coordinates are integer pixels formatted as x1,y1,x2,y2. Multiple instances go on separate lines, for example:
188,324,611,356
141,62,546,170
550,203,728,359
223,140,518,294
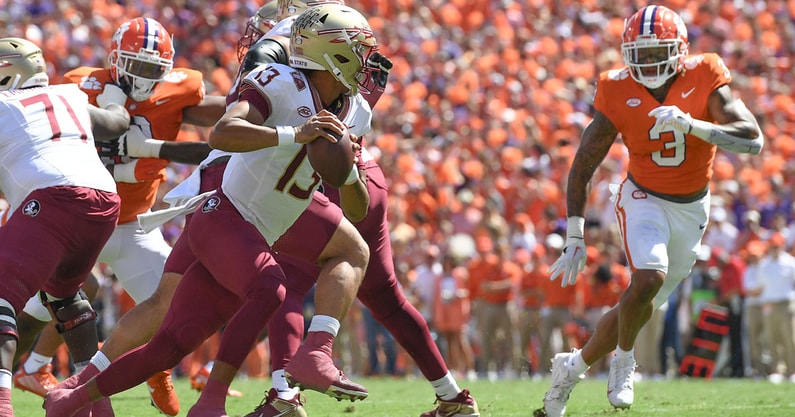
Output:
39,290,97,334
0,298,18,339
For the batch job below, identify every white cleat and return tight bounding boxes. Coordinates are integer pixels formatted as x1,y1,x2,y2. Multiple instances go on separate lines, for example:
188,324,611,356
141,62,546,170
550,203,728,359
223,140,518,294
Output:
541,350,585,417
607,356,636,409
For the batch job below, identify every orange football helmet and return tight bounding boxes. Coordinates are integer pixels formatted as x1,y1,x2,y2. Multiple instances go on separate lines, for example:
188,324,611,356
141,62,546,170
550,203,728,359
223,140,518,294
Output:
108,17,174,102
621,5,688,89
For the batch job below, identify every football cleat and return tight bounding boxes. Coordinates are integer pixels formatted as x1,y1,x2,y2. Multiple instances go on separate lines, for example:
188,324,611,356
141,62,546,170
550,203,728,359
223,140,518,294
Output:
540,350,585,417
284,332,368,402
190,364,243,397
243,388,307,417
607,356,636,409
147,369,180,416
419,389,480,417
14,364,58,397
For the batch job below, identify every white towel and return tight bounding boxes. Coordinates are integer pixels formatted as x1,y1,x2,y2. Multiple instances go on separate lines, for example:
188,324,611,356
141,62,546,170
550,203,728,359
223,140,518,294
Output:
163,167,202,207
137,191,215,233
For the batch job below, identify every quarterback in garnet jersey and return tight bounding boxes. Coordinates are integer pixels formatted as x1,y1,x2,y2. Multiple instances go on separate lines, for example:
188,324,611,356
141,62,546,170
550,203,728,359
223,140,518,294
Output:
541,5,763,417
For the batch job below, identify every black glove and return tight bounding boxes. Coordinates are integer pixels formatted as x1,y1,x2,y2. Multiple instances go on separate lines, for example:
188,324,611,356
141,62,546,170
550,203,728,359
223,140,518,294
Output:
367,52,392,89
96,139,134,166
361,52,392,108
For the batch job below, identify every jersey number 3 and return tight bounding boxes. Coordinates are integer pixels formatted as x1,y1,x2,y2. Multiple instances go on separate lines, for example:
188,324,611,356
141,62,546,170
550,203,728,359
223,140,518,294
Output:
649,125,685,167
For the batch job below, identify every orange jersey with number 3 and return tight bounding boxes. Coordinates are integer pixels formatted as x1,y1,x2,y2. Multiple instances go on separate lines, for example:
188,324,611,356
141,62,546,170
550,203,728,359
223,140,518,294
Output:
63,67,205,224
594,53,731,195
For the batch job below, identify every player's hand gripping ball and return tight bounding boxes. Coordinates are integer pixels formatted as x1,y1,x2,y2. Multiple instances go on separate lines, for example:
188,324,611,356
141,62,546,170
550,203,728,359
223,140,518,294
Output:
306,125,355,188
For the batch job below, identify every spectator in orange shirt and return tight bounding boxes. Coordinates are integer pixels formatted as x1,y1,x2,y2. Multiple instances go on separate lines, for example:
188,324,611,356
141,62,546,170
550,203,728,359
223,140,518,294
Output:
581,244,630,373
467,235,520,379
713,248,746,377
539,234,584,373
433,253,475,380
517,245,548,376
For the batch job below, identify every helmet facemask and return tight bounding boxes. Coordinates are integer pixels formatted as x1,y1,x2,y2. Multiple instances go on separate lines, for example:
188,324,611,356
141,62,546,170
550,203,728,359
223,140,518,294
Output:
237,2,279,62
622,38,686,89
621,5,689,89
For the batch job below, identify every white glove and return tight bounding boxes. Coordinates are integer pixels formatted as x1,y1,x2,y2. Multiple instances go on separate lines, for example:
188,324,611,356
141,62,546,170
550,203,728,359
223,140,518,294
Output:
118,125,163,158
547,217,587,288
112,159,139,183
648,105,693,135
96,83,127,109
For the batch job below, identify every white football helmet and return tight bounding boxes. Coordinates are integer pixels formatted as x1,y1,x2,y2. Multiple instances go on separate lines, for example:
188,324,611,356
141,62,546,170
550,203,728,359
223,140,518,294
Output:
0,37,49,91
277,0,344,21
237,1,280,62
108,17,174,102
621,5,689,89
289,4,377,95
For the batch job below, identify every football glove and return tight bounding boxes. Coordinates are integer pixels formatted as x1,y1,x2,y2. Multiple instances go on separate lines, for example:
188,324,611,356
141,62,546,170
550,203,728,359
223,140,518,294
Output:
360,52,392,108
367,52,392,89
648,105,693,135
117,125,163,158
547,216,587,288
96,140,134,166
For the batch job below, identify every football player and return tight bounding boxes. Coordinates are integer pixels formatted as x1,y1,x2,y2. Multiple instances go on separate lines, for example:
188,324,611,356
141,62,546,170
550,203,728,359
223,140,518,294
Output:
14,16,226,416
0,37,129,416
231,1,480,417
43,4,375,417
538,5,763,417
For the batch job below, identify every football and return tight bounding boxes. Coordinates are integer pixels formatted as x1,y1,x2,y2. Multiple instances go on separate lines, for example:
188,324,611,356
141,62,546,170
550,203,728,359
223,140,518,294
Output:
306,126,355,188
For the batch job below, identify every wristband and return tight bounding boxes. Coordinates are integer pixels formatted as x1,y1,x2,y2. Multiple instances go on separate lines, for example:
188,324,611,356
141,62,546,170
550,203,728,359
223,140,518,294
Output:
139,139,164,158
276,126,296,146
567,216,585,239
344,165,360,185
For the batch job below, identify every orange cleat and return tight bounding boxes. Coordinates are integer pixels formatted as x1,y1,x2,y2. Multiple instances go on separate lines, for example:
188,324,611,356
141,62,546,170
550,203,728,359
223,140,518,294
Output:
190,364,243,397
146,369,180,416
14,364,58,398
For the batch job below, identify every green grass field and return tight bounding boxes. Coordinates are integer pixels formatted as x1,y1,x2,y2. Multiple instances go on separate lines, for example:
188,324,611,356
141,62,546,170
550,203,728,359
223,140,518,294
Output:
13,375,795,416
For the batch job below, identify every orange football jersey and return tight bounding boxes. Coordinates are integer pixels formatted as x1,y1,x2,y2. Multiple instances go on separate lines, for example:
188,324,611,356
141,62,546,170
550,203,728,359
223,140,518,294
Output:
63,67,205,224
594,53,731,196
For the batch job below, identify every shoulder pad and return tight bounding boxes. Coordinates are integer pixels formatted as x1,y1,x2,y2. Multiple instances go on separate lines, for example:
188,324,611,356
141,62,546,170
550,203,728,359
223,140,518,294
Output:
242,38,288,73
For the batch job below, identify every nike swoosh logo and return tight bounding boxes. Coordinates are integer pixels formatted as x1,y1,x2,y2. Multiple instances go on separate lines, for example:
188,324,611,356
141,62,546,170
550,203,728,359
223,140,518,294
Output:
155,99,171,105
699,224,706,230
681,87,695,98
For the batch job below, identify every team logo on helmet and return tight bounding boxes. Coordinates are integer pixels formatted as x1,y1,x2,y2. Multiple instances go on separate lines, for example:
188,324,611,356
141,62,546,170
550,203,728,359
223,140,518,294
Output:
201,196,221,213
22,200,41,217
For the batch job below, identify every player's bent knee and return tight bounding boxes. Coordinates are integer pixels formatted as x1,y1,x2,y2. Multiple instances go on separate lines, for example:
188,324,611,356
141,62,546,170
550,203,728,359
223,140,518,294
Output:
40,290,96,333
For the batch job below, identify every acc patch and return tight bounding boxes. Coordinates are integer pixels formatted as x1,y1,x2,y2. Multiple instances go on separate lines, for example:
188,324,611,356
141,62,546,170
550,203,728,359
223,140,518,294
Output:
22,200,41,217
201,196,221,213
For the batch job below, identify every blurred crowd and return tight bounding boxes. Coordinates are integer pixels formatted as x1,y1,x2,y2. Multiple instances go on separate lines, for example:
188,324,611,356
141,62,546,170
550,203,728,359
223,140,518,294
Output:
3,0,795,382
